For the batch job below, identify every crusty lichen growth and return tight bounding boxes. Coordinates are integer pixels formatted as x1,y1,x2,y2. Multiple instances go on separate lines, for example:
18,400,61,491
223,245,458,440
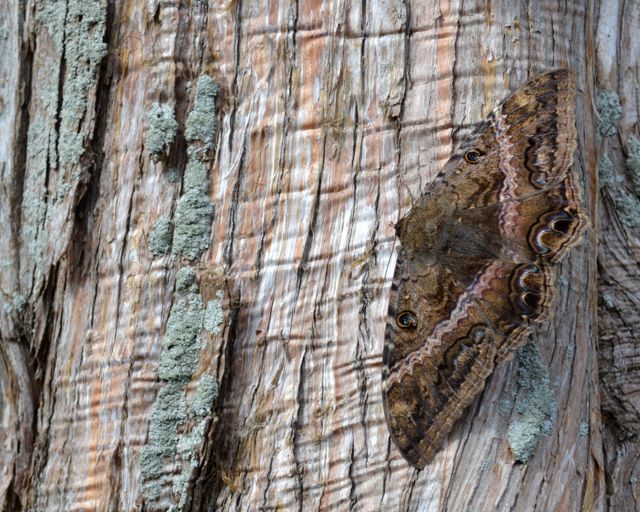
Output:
21,0,106,277
158,290,205,382
172,76,218,261
498,399,513,416
507,343,557,463
175,266,197,291
189,374,219,417
599,153,640,228
183,151,209,193
141,274,223,510
613,191,640,228
2,294,27,314
173,374,219,508
626,136,640,194
172,190,214,260
146,103,179,160
140,383,187,502
142,76,221,508
184,75,218,148
204,290,224,335
149,217,173,256
596,90,623,137
601,292,616,310
578,422,589,437
599,154,615,186
58,0,108,169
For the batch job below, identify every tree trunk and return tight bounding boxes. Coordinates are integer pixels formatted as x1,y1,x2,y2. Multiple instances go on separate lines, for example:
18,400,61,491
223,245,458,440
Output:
0,0,637,510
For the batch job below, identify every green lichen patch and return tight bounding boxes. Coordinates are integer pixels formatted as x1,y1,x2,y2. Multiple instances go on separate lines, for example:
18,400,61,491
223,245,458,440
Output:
599,153,640,228
578,422,589,437
141,73,223,512
158,292,205,382
626,136,640,194
175,267,197,291
142,277,222,510
203,290,224,335
498,399,513,415
601,292,615,309
21,188,49,265
174,374,218,508
146,103,179,160
2,293,27,314
22,54,60,267
184,75,218,147
190,374,219,417
565,342,575,360
145,383,187,447
171,75,218,262
183,151,209,194
614,190,640,228
140,383,187,501
172,190,214,260
149,217,173,256
596,90,623,137
173,420,207,509
507,343,557,463
167,168,180,183
35,1,66,52
599,154,614,186
58,0,108,168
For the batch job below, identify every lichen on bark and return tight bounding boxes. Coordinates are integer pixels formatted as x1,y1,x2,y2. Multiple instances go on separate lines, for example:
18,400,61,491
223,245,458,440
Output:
507,343,557,463
171,75,218,261
140,271,222,510
146,103,179,160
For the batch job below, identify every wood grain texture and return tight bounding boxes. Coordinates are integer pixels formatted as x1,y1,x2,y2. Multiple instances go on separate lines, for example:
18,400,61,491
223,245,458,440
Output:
0,0,608,510
595,0,640,510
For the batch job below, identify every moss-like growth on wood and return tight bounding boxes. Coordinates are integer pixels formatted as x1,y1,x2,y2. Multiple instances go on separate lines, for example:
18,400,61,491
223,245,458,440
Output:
172,190,214,260
600,152,640,228
184,75,218,147
141,277,223,509
626,136,640,194
204,290,224,335
146,103,179,160
149,217,173,256
507,343,557,463
158,291,205,382
172,76,218,261
596,90,623,137
57,0,107,168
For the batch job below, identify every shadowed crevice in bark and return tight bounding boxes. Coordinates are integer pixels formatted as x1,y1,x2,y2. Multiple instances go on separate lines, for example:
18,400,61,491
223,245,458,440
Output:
194,283,242,511
11,4,32,282
0,4,36,510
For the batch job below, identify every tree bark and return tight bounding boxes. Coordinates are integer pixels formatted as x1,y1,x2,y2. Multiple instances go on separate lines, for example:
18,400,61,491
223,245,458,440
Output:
595,1,640,510
0,0,636,510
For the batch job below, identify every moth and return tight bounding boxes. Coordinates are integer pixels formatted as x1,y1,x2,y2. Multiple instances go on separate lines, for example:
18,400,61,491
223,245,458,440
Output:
382,70,587,469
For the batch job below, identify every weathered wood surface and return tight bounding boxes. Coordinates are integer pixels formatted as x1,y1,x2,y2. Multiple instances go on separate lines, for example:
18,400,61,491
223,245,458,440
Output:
1,0,637,510
595,1,640,510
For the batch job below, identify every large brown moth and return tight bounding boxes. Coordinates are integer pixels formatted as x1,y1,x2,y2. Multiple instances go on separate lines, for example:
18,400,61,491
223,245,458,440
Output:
382,70,587,469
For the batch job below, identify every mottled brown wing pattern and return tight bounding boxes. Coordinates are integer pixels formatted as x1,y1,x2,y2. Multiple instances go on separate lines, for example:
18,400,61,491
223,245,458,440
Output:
383,70,587,469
